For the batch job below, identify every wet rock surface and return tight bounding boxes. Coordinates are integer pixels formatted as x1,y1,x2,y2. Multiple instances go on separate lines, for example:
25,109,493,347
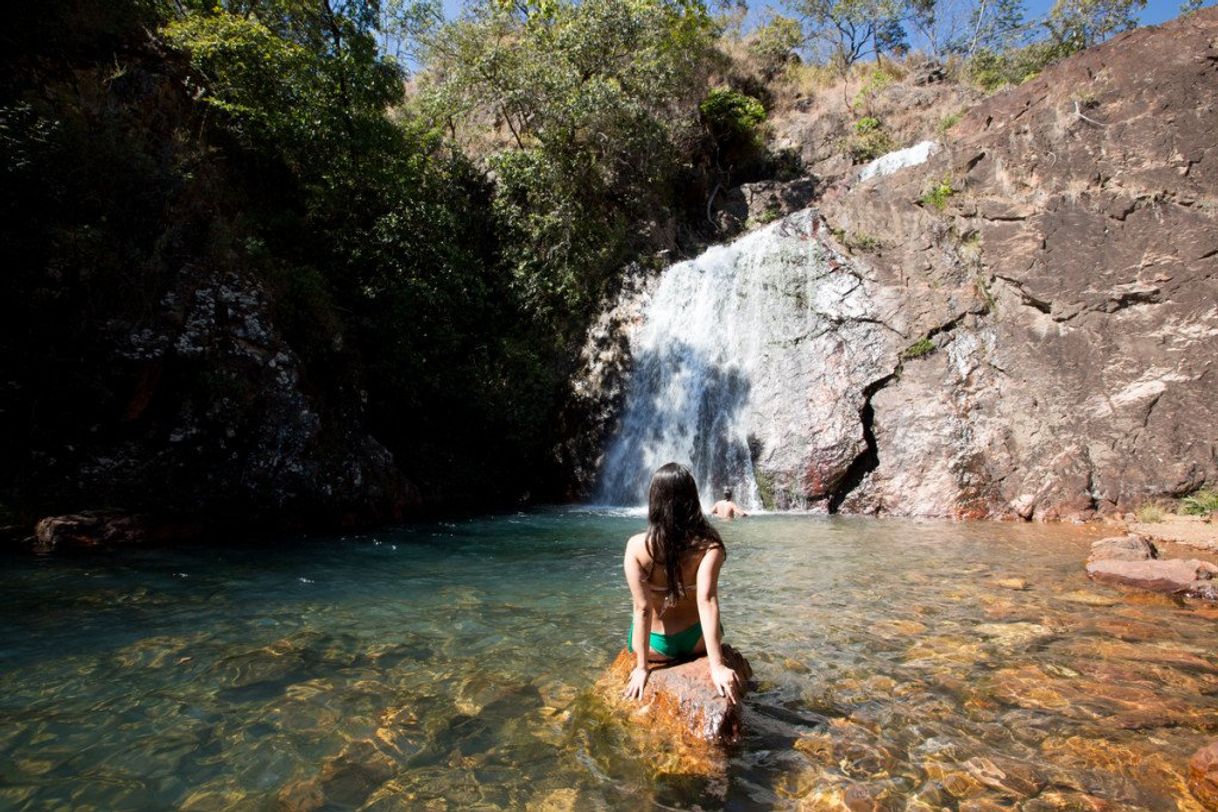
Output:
596,646,753,746
1086,557,1218,598
31,511,201,552
1087,534,1158,563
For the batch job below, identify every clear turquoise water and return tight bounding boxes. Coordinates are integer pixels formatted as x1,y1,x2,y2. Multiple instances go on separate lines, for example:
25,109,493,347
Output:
2,512,1216,810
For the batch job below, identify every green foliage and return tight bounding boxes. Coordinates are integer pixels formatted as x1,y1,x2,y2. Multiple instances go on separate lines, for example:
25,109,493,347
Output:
855,116,881,133
846,117,893,162
938,111,962,132
421,0,720,328
1181,489,1218,516
920,177,956,209
902,337,936,359
1045,0,1146,50
852,65,897,108
788,0,907,67
747,13,803,78
966,39,1080,91
701,87,767,139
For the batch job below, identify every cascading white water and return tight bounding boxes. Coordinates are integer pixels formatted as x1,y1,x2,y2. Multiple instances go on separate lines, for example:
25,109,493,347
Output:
595,209,869,509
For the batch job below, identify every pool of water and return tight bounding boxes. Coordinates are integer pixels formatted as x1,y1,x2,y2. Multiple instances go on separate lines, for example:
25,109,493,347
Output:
1,512,1216,810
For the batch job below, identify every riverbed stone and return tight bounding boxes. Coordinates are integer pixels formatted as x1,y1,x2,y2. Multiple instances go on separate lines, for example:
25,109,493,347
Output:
1087,534,1157,563
1086,558,1218,597
597,646,752,745
1192,740,1218,811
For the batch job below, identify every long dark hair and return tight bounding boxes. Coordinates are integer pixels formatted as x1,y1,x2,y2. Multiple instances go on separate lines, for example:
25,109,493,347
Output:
645,462,724,605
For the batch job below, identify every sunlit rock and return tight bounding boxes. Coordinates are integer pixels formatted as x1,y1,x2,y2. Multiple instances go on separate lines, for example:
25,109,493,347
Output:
1058,590,1120,607
974,622,1055,649
596,646,752,745
1087,534,1157,563
1191,740,1218,811
991,577,1029,591
1086,558,1218,598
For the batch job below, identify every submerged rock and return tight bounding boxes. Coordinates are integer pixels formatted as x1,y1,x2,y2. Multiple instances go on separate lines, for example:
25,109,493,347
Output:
1086,558,1218,599
596,646,753,745
1087,534,1158,563
1192,740,1218,811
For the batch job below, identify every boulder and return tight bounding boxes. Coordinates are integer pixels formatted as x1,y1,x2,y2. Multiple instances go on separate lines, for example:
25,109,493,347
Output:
1192,740,1218,811
31,511,200,552
1086,558,1218,598
1087,534,1158,563
596,646,752,745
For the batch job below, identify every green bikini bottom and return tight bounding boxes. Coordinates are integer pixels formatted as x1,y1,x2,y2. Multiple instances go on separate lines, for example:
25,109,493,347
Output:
627,620,722,659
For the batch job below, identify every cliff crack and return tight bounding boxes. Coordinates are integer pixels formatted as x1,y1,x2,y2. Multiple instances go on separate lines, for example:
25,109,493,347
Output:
825,311,972,514
826,373,894,514
994,275,1052,314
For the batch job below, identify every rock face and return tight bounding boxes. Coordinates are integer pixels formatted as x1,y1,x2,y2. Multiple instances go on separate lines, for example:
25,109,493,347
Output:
596,647,752,745
824,10,1218,519
583,9,1218,517
1086,557,1218,598
1192,740,1218,811
712,178,818,235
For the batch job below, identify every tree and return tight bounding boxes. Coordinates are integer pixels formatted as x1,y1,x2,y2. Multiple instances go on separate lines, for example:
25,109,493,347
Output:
1044,0,1146,50
787,0,908,68
747,12,804,77
420,0,721,326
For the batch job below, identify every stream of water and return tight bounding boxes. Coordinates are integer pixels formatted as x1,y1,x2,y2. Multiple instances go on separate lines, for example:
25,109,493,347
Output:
2,512,1215,810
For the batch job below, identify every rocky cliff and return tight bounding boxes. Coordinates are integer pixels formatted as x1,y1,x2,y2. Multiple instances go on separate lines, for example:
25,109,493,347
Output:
583,9,1218,519
1,20,414,533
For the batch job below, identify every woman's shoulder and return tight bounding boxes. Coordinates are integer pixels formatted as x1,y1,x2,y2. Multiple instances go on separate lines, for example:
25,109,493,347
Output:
625,532,649,554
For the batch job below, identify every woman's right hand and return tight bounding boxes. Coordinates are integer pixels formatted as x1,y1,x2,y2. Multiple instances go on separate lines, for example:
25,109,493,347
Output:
623,666,649,701
710,663,741,704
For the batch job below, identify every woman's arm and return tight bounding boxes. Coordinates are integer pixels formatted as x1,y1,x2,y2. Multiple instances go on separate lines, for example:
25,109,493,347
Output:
623,535,653,700
697,547,741,703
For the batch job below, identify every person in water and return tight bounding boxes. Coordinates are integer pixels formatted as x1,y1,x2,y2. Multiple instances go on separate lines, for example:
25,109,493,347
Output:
622,463,742,703
710,488,749,519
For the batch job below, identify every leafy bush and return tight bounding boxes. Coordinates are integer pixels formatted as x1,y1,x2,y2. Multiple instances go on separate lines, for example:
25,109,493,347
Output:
701,87,767,142
966,40,1081,92
846,117,894,162
1181,489,1218,516
920,177,956,210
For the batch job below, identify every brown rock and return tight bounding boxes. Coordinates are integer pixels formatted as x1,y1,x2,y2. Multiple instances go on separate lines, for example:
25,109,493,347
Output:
1086,557,1218,597
596,646,752,745
1087,534,1158,563
1191,740,1218,811
31,511,202,552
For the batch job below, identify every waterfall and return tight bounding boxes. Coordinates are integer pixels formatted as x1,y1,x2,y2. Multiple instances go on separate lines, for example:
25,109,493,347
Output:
595,209,864,509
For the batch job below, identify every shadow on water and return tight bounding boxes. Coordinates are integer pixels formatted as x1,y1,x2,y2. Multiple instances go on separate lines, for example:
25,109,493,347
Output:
597,340,754,504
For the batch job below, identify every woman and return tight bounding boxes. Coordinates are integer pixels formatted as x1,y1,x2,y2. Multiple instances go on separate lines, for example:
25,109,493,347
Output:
622,463,742,703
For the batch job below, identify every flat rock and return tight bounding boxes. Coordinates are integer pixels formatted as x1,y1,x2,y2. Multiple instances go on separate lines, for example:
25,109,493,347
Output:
1088,534,1157,563
596,646,752,745
1086,558,1218,598
1192,740,1218,811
